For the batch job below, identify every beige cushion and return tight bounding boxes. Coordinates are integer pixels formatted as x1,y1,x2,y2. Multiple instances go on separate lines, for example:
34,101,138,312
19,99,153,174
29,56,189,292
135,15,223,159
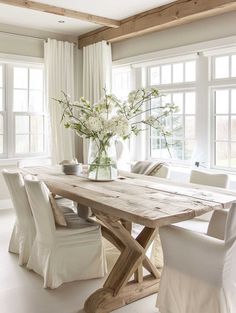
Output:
49,193,67,227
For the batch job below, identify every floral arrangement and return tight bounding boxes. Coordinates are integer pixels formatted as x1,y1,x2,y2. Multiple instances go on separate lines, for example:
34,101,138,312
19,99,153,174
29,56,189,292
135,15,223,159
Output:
55,88,178,180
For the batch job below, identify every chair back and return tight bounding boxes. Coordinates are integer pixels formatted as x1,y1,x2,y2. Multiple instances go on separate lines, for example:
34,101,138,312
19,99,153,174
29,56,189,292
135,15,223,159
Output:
190,169,229,188
225,203,236,245
132,160,170,178
24,175,56,243
2,169,33,226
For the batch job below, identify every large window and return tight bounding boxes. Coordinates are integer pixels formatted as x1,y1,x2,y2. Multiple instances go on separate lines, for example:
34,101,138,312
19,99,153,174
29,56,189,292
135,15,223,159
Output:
112,47,236,172
148,60,196,160
0,62,47,159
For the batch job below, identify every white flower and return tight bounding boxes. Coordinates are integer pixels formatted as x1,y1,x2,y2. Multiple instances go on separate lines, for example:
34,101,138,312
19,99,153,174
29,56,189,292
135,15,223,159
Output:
85,116,104,132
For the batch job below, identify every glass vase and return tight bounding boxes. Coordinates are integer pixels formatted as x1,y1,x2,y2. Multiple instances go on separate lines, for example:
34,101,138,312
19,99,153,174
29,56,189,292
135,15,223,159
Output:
88,138,118,181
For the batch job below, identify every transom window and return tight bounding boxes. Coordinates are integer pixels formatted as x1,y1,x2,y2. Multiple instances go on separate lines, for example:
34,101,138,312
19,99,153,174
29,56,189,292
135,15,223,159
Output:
0,62,48,159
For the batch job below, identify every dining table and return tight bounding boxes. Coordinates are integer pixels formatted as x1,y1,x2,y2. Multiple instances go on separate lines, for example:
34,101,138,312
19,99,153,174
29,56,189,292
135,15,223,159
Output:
23,166,236,313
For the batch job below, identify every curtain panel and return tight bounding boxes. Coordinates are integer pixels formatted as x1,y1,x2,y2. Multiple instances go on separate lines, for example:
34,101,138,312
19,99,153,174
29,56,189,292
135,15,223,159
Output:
82,41,112,163
44,38,75,164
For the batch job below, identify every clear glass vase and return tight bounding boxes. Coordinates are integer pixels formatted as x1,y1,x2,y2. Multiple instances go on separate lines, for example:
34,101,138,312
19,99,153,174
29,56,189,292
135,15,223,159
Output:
88,138,118,181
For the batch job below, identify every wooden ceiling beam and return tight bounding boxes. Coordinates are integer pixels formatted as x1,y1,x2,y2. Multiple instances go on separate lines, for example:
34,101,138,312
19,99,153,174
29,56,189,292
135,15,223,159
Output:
0,0,121,28
78,0,236,48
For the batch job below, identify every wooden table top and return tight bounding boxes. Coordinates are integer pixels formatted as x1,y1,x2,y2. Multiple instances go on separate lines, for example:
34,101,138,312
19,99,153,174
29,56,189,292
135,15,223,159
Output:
23,166,236,228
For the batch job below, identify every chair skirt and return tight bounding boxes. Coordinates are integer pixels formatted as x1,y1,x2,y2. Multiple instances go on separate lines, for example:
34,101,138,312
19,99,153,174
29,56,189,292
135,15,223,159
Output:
26,227,107,289
9,219,36,266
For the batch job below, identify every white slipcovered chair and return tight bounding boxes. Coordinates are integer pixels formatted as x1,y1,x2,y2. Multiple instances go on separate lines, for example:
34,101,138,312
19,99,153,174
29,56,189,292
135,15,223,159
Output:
131,160,170,179
157,204,236,313
17,158,75,210
176,169,229,233
24,175,107,289
2,169,36,265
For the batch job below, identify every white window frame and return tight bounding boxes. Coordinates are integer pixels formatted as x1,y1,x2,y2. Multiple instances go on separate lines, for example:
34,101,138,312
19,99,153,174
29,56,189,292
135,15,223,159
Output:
210,52,236,171
0,56,49,162
145,58,197,163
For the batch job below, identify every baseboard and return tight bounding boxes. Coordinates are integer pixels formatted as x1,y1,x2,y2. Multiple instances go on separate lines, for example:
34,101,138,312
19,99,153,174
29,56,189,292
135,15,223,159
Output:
0,199,12,209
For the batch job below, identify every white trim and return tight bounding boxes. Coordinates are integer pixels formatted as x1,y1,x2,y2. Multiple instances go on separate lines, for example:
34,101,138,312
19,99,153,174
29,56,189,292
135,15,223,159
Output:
113,35,236,66
131,54,198,68
0,53,43,65
0,199,12,209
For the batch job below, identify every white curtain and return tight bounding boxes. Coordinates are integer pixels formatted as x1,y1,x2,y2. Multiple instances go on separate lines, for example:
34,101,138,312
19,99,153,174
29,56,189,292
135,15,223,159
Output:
82,41,112,163
44,38,75,164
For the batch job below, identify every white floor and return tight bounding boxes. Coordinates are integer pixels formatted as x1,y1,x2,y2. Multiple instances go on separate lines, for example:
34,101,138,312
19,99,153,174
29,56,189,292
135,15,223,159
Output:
0,209,159,313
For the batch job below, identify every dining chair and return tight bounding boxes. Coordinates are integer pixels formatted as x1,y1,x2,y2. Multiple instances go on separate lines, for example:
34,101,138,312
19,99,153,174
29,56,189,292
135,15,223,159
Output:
131,160,170,179
2,169,36,265
17,158,75,210
156,204,236,313
24,175,107,289
176,169,229,233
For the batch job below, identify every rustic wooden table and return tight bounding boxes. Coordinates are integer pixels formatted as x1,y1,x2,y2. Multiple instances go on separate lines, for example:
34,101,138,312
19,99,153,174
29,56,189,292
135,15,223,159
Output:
23,166,236,313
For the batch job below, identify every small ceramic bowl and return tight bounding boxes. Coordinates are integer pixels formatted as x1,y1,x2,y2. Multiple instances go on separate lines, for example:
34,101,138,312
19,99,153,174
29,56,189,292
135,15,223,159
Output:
62,164,82,175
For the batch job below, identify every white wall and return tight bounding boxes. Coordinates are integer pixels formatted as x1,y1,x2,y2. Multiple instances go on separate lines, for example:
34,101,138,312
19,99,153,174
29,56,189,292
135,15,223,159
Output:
112,11,236,61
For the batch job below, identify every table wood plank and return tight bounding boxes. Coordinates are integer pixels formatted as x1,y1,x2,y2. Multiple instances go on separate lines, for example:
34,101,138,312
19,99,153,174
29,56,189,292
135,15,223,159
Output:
22,166,235,228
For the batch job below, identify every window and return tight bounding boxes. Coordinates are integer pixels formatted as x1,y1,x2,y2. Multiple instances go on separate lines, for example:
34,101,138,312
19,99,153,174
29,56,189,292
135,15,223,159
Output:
148,60,197,161
211,53,236,170
112,46,236,172
0,61,47,159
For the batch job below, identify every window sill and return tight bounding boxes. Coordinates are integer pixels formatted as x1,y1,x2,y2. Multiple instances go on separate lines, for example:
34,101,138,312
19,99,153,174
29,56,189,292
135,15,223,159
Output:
0,156,51,167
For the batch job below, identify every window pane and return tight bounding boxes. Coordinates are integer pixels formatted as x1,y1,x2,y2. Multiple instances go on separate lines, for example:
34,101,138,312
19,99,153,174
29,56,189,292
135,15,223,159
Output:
13,90,28,112
172,140,183,159
150,67,160,85
31,134,44,153
172,115,183,138
231,89,236,114
0,135,3,153
215,142,228,166
185,140,195,160
230,143,236,168
0,115,3,133
185,61,196,82
0,88,2,111
15,135,29,153
185,116,195,139
215,90,229,114
231,116,236,141
215,56,229,79
29,68,43,90
173,63,183,83
15,116,29,134
29,90,43,112
161,93,171,106
161,64,171,84
232,55,236,77
216,116,228,140
185,92,196,114
14,67,28,88
173,93,184,114
0,65,2,87
30,116,43,134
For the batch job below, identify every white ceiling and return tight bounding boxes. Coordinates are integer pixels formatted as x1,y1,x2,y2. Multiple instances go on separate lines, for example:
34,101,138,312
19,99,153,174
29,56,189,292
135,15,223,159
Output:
0,0,176,36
